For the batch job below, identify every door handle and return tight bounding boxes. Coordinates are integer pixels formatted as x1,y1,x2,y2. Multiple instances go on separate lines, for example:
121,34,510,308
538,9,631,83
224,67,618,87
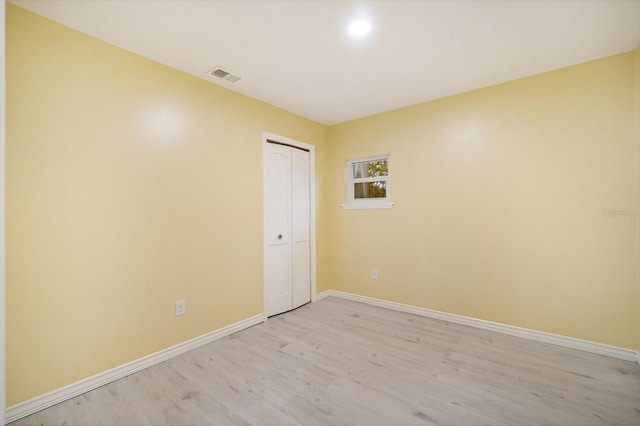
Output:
278,234,283,240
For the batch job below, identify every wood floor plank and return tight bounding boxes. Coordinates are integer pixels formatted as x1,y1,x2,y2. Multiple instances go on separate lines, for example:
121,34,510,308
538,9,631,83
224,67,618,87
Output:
10,297,640,425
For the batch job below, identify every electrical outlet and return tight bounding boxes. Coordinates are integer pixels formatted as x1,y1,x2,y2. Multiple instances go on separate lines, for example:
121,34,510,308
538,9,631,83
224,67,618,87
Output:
175,300,186,316
371,269,378,280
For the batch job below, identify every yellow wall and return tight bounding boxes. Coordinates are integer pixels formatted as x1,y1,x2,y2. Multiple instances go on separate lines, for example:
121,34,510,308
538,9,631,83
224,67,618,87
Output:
6,2,640,408
5,4,329,405
328,52,639,350
1,1,6,422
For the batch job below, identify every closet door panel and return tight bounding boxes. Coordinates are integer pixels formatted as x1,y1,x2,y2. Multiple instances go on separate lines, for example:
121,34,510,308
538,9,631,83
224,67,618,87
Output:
291,149,310,309
264,144,293,316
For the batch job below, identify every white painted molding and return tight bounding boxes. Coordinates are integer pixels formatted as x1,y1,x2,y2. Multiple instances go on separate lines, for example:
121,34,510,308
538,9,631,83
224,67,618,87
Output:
341,202,394,210
8,291,638,423
5,313,265,424
318,290,639,364
314,290,332,302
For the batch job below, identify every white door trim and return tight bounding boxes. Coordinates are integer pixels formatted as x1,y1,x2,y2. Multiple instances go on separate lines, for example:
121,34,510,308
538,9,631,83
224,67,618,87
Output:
262,132,316,320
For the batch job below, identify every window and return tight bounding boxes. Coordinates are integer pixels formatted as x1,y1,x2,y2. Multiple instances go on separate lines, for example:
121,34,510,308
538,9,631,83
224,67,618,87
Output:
342,155,394,209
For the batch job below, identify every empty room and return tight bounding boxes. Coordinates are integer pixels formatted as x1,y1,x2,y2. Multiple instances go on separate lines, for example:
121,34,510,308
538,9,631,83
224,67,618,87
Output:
2,0,640,424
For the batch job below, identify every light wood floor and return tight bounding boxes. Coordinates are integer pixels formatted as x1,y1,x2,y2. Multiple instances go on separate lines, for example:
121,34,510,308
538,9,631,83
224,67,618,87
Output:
10,297,640,425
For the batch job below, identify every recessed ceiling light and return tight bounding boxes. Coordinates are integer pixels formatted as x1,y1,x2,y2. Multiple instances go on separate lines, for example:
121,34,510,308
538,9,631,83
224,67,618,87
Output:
348,20,371,37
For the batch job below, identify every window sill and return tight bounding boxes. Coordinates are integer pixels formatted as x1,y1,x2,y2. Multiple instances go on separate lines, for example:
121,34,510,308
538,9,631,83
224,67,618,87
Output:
341,202,395,210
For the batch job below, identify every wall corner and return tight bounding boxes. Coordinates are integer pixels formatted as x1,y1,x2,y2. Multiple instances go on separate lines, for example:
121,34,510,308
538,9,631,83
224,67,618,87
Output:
634,44,640,352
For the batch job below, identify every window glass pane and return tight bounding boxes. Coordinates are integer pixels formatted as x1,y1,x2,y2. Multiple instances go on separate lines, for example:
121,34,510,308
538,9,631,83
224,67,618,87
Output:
353,160,388,178
354,181,387,199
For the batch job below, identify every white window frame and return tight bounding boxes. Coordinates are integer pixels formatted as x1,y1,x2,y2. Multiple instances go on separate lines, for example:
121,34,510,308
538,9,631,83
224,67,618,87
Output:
341,154,394,210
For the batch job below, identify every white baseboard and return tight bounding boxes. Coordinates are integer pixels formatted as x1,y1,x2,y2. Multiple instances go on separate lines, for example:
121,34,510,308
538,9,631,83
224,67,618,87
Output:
8,292,638,423
5,313,265,424
317,290,639,364
314,289,333,302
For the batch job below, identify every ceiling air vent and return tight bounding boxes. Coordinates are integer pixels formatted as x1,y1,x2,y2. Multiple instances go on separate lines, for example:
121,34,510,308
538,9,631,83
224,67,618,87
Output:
207,66,242,83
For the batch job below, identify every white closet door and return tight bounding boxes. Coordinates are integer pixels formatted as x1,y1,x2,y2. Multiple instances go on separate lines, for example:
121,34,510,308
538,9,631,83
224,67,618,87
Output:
265,143,293,316
264,142,311,317
291,148,310,309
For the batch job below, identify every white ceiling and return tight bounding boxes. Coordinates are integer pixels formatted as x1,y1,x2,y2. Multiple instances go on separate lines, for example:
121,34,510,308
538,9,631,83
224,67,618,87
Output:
11,0,640,125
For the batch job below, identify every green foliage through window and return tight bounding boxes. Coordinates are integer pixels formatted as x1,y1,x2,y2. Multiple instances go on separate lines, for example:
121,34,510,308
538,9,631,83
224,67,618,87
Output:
353,160,388,198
